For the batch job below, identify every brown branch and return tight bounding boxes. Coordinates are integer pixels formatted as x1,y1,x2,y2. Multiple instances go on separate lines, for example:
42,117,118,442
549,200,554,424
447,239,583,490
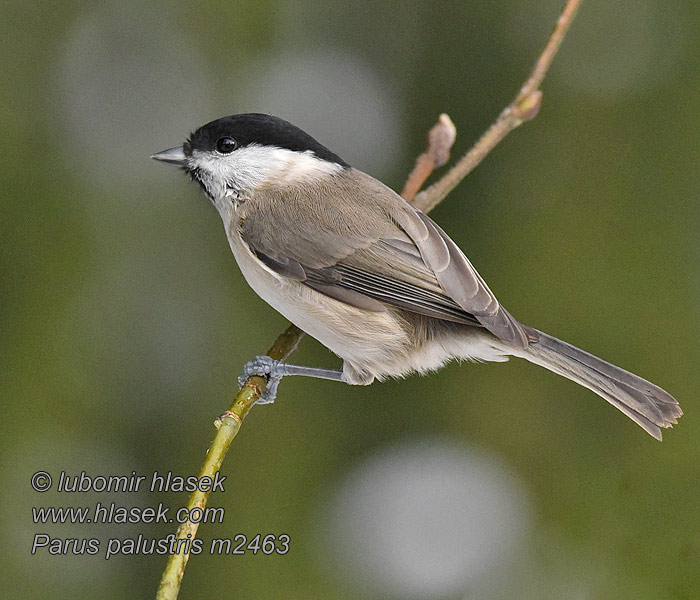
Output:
155,2,582,597
412,0,582,213
401,114,457,203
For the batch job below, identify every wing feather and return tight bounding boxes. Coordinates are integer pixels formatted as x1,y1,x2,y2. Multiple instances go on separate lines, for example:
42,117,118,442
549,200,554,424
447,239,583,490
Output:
239,169,527,346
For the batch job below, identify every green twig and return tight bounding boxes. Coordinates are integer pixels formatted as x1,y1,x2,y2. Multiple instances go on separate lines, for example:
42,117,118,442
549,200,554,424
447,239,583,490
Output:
156,325,301,600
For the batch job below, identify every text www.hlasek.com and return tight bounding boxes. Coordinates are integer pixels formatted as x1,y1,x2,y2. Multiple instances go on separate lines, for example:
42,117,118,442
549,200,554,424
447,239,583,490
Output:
32,502,223,525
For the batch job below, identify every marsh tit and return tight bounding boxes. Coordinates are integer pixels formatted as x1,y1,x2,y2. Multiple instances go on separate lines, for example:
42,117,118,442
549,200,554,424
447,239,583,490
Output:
152,113,681,439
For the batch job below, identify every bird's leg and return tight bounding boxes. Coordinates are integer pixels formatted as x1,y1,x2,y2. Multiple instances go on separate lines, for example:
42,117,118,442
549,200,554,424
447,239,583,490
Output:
238,355,344,404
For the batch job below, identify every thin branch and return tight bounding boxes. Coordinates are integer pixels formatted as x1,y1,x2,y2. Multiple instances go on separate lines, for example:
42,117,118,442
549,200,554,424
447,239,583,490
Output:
155,2,582,597
412,0,582,213
401,114,457,203
156,325,301,600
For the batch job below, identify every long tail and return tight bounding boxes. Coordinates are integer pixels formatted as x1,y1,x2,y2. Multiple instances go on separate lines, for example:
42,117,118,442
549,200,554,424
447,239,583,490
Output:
518,326,682,440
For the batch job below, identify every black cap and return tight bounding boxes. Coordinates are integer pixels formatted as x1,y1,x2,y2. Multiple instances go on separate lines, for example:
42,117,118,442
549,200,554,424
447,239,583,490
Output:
185,113,350,167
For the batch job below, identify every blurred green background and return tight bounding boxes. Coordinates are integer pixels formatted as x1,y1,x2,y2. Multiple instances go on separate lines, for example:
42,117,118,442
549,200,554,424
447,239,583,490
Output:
2,1,699,598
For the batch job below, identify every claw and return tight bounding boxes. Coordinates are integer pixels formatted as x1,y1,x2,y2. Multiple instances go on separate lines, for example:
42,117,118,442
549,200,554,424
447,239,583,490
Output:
238,355,285,404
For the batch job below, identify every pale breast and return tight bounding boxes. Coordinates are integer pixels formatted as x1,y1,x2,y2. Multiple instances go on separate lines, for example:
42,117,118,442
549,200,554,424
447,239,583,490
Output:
224,216,414,379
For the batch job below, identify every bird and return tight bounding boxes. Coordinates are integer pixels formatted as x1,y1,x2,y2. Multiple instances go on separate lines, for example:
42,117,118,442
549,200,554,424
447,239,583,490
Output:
152,113,681,439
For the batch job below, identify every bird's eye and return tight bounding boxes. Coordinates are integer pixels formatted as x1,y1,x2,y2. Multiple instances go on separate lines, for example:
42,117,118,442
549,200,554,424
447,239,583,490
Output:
215,137,238,154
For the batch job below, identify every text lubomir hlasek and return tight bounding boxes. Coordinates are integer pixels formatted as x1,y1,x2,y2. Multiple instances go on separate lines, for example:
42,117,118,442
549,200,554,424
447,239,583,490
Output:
55,471,225,493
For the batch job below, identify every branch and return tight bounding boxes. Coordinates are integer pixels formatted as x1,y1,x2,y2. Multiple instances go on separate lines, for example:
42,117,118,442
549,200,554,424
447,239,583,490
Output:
412,0,581,213
156,325,302,600
155,2,582,597
401,114,457,203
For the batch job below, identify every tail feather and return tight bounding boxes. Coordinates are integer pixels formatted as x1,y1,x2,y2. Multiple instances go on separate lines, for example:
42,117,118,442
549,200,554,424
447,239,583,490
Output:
519,327,682,440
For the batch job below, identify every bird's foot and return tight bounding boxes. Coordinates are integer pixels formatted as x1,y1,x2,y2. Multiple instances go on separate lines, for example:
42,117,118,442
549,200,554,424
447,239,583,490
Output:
238,355,287,404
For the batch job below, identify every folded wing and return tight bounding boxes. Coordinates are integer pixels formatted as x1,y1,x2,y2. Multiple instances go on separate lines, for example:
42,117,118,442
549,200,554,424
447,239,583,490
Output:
240,171,528,347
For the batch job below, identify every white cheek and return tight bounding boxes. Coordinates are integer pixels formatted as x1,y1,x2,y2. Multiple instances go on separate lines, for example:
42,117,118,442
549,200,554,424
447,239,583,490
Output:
191,146,343,194
190,150,256,192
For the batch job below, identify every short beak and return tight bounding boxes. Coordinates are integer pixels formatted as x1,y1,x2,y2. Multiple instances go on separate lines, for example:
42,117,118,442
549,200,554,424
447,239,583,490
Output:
151,146,187,167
